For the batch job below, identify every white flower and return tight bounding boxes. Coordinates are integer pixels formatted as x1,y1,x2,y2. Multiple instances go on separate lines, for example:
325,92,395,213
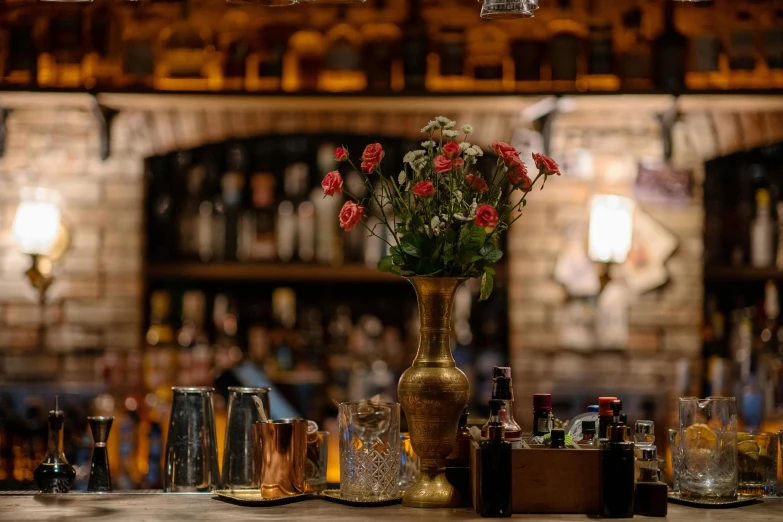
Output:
421,120,438,133
455,190,463,201
459,142,472,151
424,225,430,235
435,116,453,127
413,150,426,157
431,216,441,230
398,171,406,185
464,147,477,156
443,121,456,130
471,145,484,157
461,124,474,135
421,140,436,149
454,213,474,222
403,151,418,164
442,130,458,138
412,156,428,171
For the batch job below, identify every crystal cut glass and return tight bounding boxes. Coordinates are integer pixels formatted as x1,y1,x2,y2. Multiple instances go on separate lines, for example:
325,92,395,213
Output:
480,0,535,19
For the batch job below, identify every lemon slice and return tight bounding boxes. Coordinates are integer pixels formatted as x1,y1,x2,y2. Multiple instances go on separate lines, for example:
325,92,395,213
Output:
684,424,717,450
737,432,753,443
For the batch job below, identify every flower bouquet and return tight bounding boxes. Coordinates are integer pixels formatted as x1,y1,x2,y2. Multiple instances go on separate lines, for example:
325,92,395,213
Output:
323,116,558,508
322,116,559,300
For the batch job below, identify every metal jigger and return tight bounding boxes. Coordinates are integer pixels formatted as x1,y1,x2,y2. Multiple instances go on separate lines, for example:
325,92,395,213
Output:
87,416,114,492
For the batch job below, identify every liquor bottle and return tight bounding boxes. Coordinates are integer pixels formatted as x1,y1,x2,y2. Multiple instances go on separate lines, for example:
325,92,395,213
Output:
83,4,121,89
482,369,522,448
510,25,546,92
686,1,724,91
751,188,774,268
155,0,217,91
246,24,296,92
446,409,471,468
216,10,251,91
312,142,341,265
119,13,165,88
765,10,783,87
584,0,619,91
728,10,758,89
177,291,211,387
550,428,566,448
277,139,311,262
618,6,652,91
177,151,203,260
34,398,75,493
267,288,302,377
283,24,325,92
526,393,552,445
601,400,635,518
2,14,39,86
402,0,429,91
652,0,687,91
39,12,85,88
216,144,247,262
321,8,366,92
212,294,241,379
580,420,596,446
479,399,512,518
466,24,512,92
548,0,585,91
361,0,403,92
634,445,667,517
598,396,617,439
247,148,278,262
143,291,177,394
428,23,471,92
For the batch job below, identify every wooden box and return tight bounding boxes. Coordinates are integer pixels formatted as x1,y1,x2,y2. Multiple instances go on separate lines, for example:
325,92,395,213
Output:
470,441,602,514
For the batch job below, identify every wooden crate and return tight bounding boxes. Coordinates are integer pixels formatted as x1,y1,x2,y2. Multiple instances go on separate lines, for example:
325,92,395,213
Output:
470,441,602,514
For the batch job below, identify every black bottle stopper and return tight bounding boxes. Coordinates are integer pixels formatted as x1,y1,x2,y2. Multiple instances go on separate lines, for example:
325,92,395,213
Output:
550,429,566,448
34,396,76,493
87,416,114,492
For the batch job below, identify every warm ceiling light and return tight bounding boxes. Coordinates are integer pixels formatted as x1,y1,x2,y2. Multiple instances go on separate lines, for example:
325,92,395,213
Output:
588,195,635,264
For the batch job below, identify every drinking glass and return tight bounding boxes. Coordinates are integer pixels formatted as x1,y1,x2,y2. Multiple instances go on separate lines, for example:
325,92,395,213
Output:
258,419,308,499
480,0,535,19
678,397,738,500
398,432,419,491
306,430,329,493
339,401,400,501
222,387,270,491
669,428,680,492
738,432,778,496
164,387,220,492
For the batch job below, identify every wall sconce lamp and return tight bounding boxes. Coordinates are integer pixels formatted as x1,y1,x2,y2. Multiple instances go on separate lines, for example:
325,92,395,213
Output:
587,194,635,289
11,187,70,305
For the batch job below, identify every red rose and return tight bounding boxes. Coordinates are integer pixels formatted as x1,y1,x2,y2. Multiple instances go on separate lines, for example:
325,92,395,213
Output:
412,181,436,198
452,158,465,168
433,155,453,174
492,141,517,158
507,164,532,190
339,201,364,231
334,147,349,162
361,160,378,173
442,141,461,160
362,142,383,164
533,152,560,176
465,174,489,193
474,204,499,231
321,170,343,197
502,151,523,169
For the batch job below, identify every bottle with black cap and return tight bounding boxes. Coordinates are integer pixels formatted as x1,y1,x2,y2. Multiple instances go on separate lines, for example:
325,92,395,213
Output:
481,367,522,448
580,420,596,446
634,445,667,517
600,400,635,518
550,428,566,448
479,399,512,518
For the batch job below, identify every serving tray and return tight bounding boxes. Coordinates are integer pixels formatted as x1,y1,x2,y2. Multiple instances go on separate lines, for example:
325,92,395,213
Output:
213,490,310,506
321,489,402,507
668,492,763,508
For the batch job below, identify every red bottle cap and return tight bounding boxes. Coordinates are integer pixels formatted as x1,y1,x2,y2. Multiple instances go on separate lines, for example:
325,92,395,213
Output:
533,393,552,411
599,396,618,416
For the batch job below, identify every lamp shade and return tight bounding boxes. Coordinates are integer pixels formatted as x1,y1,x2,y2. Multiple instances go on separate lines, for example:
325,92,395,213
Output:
12,187,62,256
587,194,635,264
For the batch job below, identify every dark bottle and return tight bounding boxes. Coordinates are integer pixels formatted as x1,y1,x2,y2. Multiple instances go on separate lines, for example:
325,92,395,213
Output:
634,445,667,517
729,11,757,72
446,409,471,467
362,0,399,92
482,369,522,448
438,26,466,78
619,8,651,90
511,39,543,82
581,420,596,446
403,0,429,90
527,393,552,444
550,428,566,448
34,398,76,493
598,396,617,439
479,399,512,518
87,416,114,492
601,400,635,519
548,0,582,83
4,18,38,85
765,11,783,70
217,144,247,262
146,156,177,261
586,1,613,76
653,0,687,91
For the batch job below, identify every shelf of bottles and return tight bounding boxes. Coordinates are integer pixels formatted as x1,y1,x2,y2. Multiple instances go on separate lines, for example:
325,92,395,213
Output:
3,0,783,96
702,141,783,434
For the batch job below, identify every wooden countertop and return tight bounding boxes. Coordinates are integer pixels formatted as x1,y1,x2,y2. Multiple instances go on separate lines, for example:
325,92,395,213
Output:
0,492,782,521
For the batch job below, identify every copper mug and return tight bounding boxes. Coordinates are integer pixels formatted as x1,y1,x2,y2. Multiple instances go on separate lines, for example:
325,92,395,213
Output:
254,419,307,499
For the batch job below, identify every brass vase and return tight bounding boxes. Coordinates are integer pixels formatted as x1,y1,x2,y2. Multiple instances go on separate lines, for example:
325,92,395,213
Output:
398,277,470,508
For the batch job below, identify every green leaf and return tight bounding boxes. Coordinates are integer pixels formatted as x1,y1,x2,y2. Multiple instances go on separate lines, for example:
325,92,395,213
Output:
401,233,425,257
479,243,504,264
391,266,402,276
456,250,483,266
377,255,394,273
462,226,486,251
480,269,494,301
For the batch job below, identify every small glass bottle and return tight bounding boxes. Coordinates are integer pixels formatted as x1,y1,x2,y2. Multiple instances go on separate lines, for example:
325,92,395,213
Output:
601,400,634,519
527,393,552,444
580,420,596,446
634,420,654,445
34,398,76,493
550,429,566,449
634,445,668,517
479,399,512,518
482,369,522,448
751,188,774,268
597,396,617,439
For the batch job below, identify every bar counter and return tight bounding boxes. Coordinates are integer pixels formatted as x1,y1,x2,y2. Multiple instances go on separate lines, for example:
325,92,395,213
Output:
0,493,781,521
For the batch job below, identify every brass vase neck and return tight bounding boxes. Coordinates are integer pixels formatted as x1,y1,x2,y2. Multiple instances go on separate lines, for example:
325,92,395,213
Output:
408,277,466,369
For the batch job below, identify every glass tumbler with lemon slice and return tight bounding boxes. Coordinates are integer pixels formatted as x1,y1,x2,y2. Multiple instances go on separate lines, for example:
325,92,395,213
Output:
678,397,738,500
737,432,778,496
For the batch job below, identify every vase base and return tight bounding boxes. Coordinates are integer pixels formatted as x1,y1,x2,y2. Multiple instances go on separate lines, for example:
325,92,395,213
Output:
402,470,462,508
